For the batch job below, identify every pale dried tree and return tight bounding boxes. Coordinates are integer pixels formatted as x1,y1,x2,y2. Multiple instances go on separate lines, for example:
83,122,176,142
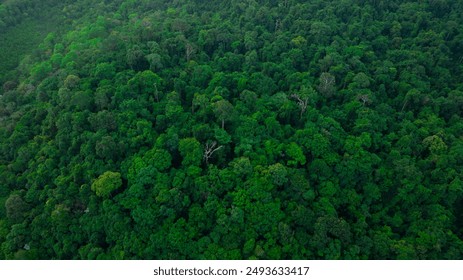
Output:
203,141,223,164
291,93,309,119
153,82,159,102
275,19,282,32
318,72,336,97
185,42,196,61
357,94,371,106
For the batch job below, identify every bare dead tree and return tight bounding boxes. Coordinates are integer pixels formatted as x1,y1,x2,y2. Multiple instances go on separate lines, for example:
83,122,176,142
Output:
203,141,223,164
185,43,196,62
357,94,371,106
291,93,309,119
318,72,336,97
275,19,282,32
153,82,159,102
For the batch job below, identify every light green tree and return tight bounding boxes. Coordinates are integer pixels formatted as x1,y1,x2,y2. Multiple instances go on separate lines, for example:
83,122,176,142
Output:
91,171,122,198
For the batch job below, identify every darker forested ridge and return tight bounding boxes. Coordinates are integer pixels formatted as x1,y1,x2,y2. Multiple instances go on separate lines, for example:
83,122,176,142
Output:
1,0,463,259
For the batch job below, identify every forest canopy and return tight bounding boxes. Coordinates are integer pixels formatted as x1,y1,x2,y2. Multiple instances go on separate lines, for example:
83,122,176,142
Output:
1,0,463,259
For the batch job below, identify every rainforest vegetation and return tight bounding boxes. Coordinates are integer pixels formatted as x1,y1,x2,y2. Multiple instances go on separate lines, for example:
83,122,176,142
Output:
1,0,463,259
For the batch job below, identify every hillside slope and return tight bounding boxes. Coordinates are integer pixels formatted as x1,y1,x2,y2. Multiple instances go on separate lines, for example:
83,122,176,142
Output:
1,0,463,259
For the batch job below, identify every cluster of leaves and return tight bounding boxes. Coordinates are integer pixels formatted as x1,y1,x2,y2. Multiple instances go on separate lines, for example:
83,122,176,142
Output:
0,0,72,82
1,0,463,259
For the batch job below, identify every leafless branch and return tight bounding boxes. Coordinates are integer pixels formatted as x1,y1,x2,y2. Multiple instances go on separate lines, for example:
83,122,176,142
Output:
186,43,195,61
153,82,159,102
204,141,223,164
291,93,309,119
357,94,371,106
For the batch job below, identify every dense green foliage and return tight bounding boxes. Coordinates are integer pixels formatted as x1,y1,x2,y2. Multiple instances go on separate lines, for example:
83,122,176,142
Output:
0,0,68,82
1,0,463,259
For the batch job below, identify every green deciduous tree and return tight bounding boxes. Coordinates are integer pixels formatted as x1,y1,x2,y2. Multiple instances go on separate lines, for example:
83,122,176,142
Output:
91,171,122,198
